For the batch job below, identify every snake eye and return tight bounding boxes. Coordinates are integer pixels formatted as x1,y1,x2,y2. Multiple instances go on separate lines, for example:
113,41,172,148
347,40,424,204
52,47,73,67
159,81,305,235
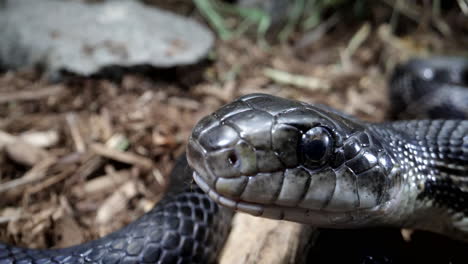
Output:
300,126,333,168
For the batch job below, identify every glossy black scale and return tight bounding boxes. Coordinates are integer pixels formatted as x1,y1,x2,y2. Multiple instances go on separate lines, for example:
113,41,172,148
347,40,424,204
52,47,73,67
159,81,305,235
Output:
418,178,468,215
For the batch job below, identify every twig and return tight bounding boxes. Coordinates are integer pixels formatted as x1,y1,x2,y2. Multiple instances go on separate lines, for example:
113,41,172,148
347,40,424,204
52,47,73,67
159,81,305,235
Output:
381,0,452,36
96,181,138,225
25,164,78,195
19,130,59,148
344,23,371,58
457,0,468,15
381,0,419,21
73,169,130,195
66,135,130,184
0,130,16,149
295,13,340,50
0,157,57,193
0,86,64,103
0,130,53,167
152,168,166,187
70,153,104,182
341,22,371,70
90,143,153,169
263,68,330,91
0,212,24,224
66,113,86,153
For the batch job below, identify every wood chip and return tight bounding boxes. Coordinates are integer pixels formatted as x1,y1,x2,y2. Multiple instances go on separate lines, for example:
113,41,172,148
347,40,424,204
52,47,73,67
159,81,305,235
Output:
263,68,331,91
401,228,414,242
95,181,138,225
5,140,48,167
0,208,23,224
19,130,59,148
66,113,86,153
70,153,104,181
52,216,85,248
74,169,130,196
25,164,77,195
220,213,315,264
0,156,57,193
0,130,16,149
90,143,153,169
0,85,64,103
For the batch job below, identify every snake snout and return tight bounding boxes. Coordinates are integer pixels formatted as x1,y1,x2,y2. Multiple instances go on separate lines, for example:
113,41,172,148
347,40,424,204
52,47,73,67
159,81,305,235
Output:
187,94,290,202
187,115,266,202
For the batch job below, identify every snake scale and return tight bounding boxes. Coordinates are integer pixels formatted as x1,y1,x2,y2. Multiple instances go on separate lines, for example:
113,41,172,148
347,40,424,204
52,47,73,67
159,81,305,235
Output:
1,57,468,263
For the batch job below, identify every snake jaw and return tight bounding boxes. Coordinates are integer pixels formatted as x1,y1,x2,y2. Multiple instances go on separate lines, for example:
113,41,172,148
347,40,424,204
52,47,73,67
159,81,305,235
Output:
192,170,384,227
192,171,264,216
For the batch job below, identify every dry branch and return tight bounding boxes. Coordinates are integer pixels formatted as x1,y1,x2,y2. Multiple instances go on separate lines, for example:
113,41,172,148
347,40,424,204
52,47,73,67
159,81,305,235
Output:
0,85,64,103
220,214,315,264
90,143,153,169
0,157,57,193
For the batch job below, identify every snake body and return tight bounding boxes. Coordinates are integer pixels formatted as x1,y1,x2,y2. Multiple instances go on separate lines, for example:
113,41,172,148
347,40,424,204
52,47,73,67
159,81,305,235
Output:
389,57,468,119
1,57,467,263
0,156,233,264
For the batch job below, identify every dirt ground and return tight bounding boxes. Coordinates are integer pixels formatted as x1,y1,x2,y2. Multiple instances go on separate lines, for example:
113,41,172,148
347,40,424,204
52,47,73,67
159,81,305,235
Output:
0,0,467,256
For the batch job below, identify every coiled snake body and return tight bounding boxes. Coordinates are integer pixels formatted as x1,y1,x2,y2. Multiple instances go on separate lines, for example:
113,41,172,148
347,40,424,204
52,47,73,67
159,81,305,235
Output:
0,157,233,264
1,57,467,263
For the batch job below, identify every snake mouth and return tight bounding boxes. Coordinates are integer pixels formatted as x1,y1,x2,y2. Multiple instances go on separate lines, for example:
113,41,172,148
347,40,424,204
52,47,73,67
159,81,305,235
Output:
193,171,266,216
192,171,363,227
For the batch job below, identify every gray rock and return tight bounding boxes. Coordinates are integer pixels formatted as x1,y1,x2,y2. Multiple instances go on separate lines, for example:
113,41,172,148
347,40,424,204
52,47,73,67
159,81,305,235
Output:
0,0,214,75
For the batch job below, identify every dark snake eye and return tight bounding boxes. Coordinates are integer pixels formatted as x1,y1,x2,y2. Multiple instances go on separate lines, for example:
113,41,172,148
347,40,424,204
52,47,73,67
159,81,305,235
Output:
300,126,333,168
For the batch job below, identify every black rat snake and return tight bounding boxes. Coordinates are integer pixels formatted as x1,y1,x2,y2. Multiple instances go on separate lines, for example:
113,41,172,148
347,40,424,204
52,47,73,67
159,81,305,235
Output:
1,57,467,263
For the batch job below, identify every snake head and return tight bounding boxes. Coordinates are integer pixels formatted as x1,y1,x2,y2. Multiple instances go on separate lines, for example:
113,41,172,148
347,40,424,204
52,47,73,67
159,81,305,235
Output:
187,94,399,227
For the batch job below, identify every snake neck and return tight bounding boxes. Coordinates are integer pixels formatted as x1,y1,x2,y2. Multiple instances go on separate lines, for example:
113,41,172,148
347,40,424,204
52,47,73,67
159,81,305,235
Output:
370,120,468,239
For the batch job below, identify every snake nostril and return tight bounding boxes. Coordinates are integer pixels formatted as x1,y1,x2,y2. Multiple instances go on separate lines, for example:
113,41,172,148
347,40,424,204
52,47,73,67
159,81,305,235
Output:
228,153,238,165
